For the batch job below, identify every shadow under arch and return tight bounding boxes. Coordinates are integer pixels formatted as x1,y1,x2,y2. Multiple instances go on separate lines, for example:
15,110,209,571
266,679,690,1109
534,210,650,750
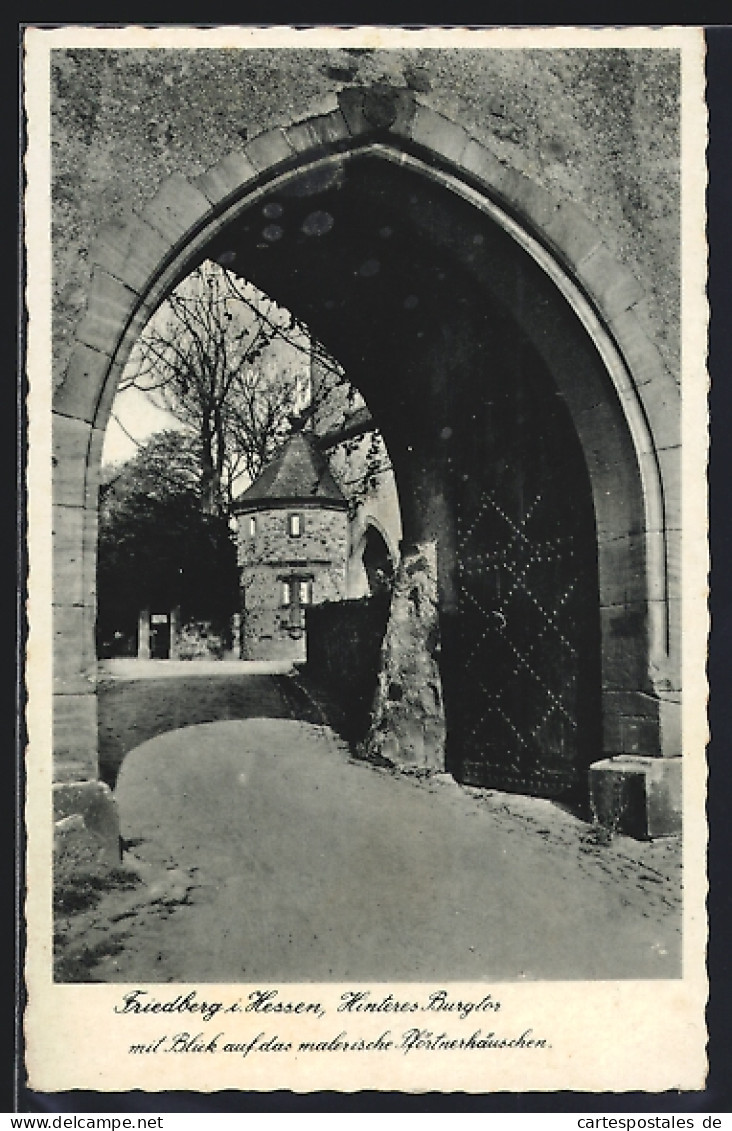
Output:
53,86,681,790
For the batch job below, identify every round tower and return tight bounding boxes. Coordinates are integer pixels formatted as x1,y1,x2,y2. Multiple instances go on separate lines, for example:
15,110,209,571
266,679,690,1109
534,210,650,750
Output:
233,428,349,661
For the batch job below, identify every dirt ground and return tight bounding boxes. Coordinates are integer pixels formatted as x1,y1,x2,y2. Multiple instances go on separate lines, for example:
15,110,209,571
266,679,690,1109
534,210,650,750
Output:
55,670,683,984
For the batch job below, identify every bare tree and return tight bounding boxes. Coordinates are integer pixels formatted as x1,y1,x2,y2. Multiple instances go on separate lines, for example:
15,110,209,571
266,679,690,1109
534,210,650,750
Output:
119,261,389,515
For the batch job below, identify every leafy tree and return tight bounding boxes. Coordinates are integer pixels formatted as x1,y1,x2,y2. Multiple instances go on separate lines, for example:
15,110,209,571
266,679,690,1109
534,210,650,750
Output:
96,430,239,655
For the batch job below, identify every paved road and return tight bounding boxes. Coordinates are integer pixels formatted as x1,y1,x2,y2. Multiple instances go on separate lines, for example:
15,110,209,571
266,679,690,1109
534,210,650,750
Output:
104,704,681,983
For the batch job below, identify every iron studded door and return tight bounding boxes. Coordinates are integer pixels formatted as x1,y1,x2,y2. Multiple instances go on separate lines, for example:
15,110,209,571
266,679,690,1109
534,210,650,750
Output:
451,366,600,798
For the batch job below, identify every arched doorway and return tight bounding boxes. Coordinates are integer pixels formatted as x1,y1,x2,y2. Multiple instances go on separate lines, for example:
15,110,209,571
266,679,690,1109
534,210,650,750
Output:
52,86,680,825
361,523,396,597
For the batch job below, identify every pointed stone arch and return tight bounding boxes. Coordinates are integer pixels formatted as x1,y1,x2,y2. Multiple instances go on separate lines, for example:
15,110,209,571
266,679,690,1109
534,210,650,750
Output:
52,85,681,822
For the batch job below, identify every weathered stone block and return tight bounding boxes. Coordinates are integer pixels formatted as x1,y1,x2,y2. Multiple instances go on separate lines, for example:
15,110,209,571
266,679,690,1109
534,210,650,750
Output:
608,307,675,390
647,596,682,675
87,219,134,276
543,200,604,268
53,505,86,606
641,527,667,604
636,378,682,451
572,397,637,486
53,692,99,781
141,173,213,248
618,714,664,757
574,244,645,320
75,270,140,358
596,531,647,606
658,695,682,758
646,445,681,522
53,780,120,863
92,357,128,434
193,150,258,207
403,105,471,166
589,755,682,838
337,85,416,139
52,414,91,508
496,167,559,233
244,129,293,173
53,343,111,423
664,526,682,597
602,688,661,721
284,109,350,154
599,603,649,690
588,451,645,544
86,426,106,500
91,216,175,295
460,139,510,194
82,498,100,608
594,479,644,546
53,604,96,689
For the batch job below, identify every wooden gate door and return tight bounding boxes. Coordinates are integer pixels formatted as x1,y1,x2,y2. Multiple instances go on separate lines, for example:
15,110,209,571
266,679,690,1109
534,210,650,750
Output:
448,359,601,798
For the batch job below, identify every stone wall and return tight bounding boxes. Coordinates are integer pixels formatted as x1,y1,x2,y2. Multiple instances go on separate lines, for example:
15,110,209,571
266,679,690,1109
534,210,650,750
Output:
43,36,691,833
305,593,391,742
50,45,680,387
306,546,448,773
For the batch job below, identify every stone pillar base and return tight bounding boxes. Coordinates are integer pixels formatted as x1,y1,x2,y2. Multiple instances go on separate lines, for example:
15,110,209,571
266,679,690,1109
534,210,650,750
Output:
53,780,121,866
588,756,682,839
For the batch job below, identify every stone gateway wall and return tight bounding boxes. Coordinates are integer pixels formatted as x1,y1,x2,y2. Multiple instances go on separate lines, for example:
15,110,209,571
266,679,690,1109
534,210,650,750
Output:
44,34,692,836
305,594,391,742
50,46,680,384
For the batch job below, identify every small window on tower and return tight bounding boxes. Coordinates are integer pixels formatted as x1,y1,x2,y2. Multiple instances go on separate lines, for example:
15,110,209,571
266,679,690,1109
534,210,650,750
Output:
288,513,301,537
281,580,291,607
249,516,256,537
299,580,312,606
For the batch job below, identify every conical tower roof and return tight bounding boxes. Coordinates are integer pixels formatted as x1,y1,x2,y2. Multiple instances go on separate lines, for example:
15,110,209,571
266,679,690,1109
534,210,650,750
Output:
232,428,348,511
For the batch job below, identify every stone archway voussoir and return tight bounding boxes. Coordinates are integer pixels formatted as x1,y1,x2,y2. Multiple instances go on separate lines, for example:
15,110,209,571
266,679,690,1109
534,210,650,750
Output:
635,378,682,452
541,199,605,269
140,172,215,251
90,216,179,295
608,307,678,392
486,165,561,233
435,132,562,239
284,106,351,155
54,342,112,423
242,127,295,173
193,150,259,208
573,243,645,322
75,267,142,359
395,103,472,167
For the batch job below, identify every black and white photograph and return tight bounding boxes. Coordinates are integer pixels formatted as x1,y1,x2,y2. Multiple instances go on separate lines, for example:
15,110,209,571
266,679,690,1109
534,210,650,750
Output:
23,25,708,1095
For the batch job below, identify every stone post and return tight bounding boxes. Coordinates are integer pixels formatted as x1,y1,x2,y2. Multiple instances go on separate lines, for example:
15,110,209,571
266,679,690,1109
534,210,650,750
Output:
169,606,181,660
231,613,242,658
137,608,151,659
364,541,446,771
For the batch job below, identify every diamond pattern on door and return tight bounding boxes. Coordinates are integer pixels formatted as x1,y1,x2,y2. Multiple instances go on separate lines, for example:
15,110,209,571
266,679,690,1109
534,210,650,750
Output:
450,426,600,798
456,482,587,792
